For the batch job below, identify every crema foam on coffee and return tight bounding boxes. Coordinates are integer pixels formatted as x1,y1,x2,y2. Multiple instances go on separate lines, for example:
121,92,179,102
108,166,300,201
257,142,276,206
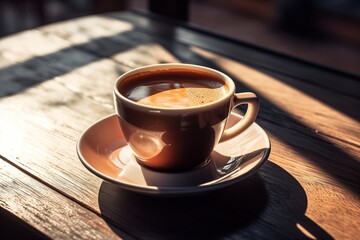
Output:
120,70,228,108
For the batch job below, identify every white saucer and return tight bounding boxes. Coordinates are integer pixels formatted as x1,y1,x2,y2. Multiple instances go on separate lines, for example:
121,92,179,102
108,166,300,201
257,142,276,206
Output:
77,113,270,195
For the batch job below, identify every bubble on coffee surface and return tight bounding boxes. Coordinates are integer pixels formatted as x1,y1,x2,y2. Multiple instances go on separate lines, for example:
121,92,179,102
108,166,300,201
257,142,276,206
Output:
186,87,225,106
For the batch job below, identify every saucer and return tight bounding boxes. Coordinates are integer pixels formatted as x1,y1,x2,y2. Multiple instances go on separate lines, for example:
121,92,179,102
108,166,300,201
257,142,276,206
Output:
77,113,270,195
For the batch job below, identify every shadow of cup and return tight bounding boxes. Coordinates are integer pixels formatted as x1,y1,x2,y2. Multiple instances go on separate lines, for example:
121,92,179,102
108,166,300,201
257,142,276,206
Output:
98,161,333,239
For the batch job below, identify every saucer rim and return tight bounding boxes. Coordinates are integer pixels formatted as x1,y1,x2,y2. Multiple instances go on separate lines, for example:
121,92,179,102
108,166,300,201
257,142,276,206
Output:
77,113,271,195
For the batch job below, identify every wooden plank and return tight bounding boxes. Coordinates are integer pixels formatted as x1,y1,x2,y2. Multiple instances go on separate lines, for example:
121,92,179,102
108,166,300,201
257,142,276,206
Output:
0,158,130,240
109,10,360,99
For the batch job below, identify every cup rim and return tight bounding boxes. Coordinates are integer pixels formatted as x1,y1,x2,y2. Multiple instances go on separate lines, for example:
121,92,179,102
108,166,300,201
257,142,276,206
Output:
113,63,235,113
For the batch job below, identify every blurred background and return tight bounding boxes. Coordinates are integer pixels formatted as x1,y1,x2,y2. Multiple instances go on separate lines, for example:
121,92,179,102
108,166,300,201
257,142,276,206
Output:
0,0,359,75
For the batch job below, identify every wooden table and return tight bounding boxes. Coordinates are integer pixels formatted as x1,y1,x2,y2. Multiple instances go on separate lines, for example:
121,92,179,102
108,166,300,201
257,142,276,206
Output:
0,10,359,239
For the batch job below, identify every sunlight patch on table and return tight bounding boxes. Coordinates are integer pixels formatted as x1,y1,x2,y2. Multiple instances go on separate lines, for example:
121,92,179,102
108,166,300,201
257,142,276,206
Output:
0,16,134,69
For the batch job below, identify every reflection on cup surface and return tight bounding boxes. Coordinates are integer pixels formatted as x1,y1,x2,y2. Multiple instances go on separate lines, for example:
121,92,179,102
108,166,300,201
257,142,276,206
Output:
128,131,166,160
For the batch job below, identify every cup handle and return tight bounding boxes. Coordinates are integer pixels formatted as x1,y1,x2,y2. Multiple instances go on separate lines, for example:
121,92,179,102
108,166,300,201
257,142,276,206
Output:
219,92,259,142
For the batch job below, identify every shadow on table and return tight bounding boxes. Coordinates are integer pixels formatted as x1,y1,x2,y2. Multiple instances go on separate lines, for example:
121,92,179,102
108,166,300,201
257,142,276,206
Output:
98,161,333,239
0,208,49,240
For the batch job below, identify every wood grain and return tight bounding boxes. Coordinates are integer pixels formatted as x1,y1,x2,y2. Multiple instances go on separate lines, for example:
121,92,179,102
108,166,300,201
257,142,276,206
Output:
0,11,359,239
0,158,129,239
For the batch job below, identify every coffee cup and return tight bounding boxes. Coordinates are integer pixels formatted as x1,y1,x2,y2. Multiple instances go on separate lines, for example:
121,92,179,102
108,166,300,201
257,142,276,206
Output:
114,63,259,172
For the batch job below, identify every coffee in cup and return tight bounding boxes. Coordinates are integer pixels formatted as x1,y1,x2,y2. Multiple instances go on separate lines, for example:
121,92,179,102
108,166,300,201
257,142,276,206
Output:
120,69,227,108
114,63,259,172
